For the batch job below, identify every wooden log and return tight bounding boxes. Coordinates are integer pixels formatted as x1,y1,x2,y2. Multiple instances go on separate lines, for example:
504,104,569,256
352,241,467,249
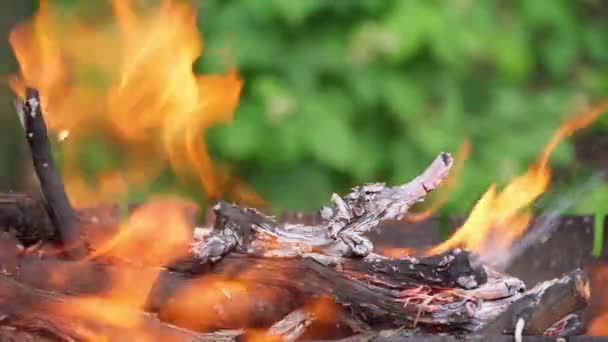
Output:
0,193,54,244
317,335,606,342
0,192,200,254
543,313,585,337
0,273,239,341
1,248,489,331
14,88,86,258
480,269,590,335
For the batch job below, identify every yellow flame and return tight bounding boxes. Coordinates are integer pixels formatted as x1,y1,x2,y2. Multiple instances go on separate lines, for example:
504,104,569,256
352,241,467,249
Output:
9,0,264,207
429,100,608,257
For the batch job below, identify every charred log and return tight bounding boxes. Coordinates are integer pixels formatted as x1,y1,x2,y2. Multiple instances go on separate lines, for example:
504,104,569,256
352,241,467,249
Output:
0,192,200,255
480,269,590,336
543,313,585,337
0,273,239,342
0,193,54,245
0,248,488,331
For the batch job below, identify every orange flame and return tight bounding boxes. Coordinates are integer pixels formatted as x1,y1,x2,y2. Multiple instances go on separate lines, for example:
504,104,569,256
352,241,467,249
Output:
7,1,267,339
39,199,197,341
429,101,608,259
9,0,264,207
379,247,417,258
589,313,608,336
587,265,608,336
243,296,340,342
85,199,195,266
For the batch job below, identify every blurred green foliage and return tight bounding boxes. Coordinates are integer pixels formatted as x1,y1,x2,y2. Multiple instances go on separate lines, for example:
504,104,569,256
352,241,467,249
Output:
7,0,608,214
195,0,608,212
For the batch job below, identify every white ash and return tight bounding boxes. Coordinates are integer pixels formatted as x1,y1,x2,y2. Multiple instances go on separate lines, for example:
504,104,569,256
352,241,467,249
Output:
27,97,39,118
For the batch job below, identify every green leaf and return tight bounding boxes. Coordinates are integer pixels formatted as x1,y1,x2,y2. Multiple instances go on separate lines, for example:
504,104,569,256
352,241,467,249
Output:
251,165,334,211
382,74,425,123
303,114,356,171
381,1,440,62
212,107,262,160
492,27,532,82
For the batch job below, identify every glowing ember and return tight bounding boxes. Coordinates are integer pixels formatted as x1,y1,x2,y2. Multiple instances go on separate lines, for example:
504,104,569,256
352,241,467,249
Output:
429,101,608,262
57,129,70,141
9,0,263,207
379,247,416,258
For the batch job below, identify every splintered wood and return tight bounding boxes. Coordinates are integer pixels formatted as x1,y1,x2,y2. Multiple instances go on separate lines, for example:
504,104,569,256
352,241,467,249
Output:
0,87,593,341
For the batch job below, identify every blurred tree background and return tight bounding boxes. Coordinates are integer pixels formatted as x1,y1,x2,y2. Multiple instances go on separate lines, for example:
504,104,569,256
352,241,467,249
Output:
1,0,608,215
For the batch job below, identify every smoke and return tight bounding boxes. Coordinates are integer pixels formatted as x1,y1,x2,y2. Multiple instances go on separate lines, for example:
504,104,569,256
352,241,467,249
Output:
493,171,606,271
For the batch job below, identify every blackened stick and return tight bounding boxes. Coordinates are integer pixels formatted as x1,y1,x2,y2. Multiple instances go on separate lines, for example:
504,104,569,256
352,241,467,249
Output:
16,88,86,258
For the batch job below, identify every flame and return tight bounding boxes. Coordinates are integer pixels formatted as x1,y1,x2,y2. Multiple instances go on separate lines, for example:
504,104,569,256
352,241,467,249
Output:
406,138,471,223
7,1,267,338
587,265,608,336
86,199,195,266
9,0,264,207
40,199,196,341
429,101,608,259
243,296,340,342
589,313,608,336
379,247,417,258
47,294,180,342
158,274,282,331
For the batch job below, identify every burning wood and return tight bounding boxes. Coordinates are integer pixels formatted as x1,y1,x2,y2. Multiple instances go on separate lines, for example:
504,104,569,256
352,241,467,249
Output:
480,269,590,335
0,86,595,341
0,273,235,342
15,88,86,259
3,1,607,339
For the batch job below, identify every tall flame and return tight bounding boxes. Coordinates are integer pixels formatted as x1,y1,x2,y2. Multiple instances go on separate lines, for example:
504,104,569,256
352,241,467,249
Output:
8,1,268,339
8,0,264,207
429,101,608,260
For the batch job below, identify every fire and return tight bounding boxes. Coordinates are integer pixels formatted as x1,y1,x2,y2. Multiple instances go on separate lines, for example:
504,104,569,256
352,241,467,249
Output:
86,199,195,266
429,101,608,261
380,247,416,258
7,1,266,339
243,296,340,342
587,265,608,336
589,314,608,336
36,199,197,341
158,275,274,331
8,0,264,207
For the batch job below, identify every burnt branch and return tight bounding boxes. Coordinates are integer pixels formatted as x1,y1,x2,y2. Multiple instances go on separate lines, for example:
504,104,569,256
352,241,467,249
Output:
543,313,585,337
15,88,85,258
479,269,590,336
1,249,489,331
0,193,54,244
192,153,454,261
